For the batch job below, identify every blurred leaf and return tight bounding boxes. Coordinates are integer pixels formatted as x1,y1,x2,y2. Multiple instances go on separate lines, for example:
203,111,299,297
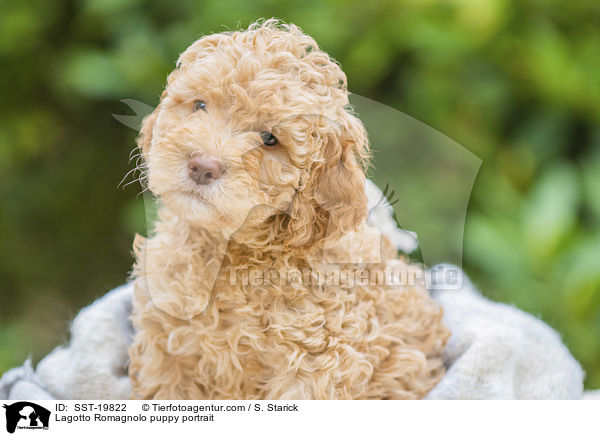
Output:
62,50,129,97
582,145,600,222
522,164,579,257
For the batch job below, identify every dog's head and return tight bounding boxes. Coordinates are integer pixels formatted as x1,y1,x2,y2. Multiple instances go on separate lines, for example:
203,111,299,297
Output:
139,19,369,248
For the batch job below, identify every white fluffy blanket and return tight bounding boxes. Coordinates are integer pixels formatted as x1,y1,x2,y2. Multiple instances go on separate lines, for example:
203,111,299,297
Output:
1,181,595,400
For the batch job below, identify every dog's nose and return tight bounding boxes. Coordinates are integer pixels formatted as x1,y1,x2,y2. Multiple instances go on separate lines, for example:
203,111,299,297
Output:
187,153,223,185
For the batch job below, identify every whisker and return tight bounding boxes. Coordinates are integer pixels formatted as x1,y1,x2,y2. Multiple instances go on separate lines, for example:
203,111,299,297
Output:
117,167,140,189
128,146,141,160
121,178,143,189
119,146,148,190
129,153,142,164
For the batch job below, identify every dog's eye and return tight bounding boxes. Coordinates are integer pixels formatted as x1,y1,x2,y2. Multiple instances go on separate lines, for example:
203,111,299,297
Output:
260,131,278,147
193,100,207,112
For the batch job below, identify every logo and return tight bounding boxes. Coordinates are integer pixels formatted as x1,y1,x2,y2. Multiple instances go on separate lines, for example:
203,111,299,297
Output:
2,402,50,434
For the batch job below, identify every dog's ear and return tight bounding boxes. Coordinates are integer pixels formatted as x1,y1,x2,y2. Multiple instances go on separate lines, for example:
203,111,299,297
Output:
314,118,369,239
288,113,369,246
137,90,167,155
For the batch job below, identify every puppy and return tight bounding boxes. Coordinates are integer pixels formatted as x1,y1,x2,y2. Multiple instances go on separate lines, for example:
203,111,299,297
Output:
129,19,449,399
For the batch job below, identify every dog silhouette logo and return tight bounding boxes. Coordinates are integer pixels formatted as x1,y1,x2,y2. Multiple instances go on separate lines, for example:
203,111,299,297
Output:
2,402,50,433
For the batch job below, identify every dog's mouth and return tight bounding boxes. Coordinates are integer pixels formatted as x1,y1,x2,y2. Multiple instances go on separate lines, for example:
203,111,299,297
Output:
180,190,212,204
162,190,214,207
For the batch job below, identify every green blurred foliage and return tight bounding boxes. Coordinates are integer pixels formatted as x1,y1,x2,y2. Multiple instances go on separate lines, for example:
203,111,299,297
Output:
0,0,598,388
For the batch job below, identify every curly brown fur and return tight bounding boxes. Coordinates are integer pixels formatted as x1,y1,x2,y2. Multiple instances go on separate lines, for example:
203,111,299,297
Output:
128,19,449,400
